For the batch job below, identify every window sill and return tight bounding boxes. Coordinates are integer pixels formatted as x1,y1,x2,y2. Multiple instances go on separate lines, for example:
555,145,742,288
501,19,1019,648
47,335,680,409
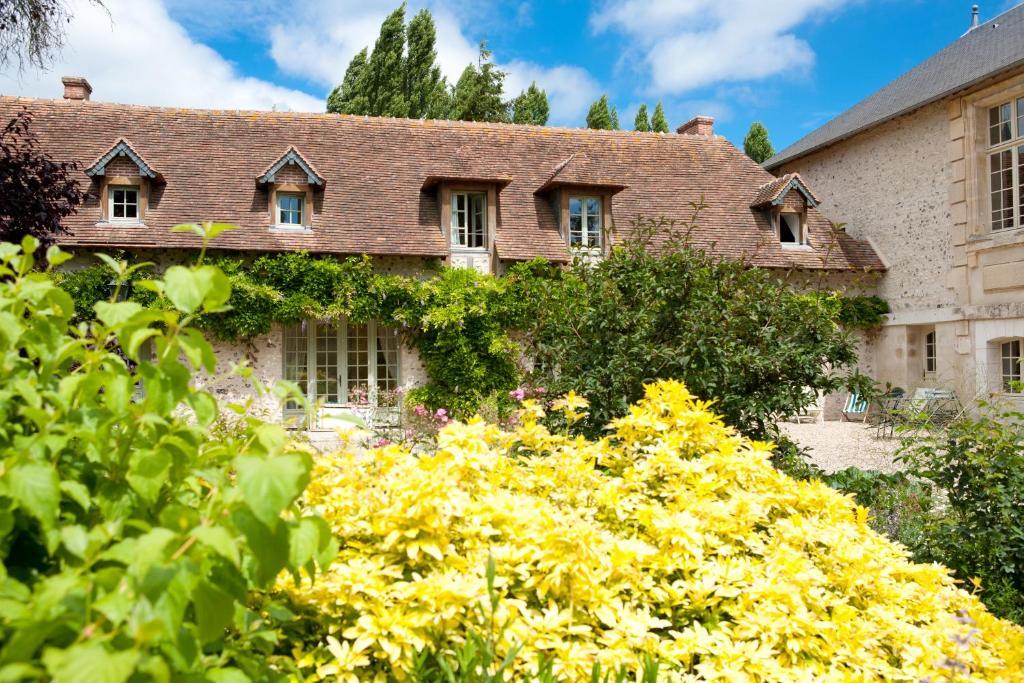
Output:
96,220,145,228
780,243,813,251
269,225,312,233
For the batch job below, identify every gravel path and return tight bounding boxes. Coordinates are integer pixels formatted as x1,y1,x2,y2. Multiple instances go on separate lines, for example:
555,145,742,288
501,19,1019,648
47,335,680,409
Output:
779,420,904,473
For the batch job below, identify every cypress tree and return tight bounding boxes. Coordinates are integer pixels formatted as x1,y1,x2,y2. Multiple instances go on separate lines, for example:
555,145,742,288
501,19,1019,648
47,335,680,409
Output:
364,4,408,117
634,104,651,132
326,48,370,114
451,42,509,123
586,95,613,130
743,121,775,163
609,105,620,130
406,9,448,119
511,81,550,125
651,102,669,133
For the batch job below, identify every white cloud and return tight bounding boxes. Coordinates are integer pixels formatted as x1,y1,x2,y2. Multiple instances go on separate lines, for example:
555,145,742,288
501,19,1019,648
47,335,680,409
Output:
503,61,600,125
591,0,851,95
0,0,323,111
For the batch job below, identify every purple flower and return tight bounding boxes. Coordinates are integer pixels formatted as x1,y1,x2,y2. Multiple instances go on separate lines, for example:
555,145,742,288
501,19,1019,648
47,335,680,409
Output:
371,437,392,448
413,404,428,417
509,388,526,401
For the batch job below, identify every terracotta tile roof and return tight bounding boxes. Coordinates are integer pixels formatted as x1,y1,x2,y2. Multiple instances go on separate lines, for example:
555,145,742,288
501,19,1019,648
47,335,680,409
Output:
535,153,629,195
1,96,883,270
751,173,820,209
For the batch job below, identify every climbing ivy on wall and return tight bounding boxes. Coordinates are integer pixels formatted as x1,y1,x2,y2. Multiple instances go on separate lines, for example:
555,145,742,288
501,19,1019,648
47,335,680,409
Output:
53,251,555,417
53,248,886,419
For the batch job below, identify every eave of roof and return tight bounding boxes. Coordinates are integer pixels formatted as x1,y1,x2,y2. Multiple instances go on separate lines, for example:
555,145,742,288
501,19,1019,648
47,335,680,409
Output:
766,3,1024,169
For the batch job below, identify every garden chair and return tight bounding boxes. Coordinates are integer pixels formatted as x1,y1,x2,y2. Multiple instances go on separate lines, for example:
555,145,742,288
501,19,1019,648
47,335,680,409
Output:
842,392,869,422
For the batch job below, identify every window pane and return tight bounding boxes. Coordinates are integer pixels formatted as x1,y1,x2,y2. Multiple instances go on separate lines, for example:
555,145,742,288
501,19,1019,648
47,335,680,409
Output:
346,323,369,403
990,150,1015,230
375,326,400,397
113,204,125,218
569,197,582,216
569,214,583,245
113,189,125,203
1018,98,1024,138
316,323,339,404
990,102,1012,146
283,322,309,410
469,193,485,248
780,214,798,243
125,203,137,218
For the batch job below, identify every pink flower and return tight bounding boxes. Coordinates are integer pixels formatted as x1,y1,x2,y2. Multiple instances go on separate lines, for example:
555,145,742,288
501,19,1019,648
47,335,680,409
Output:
413,404,427,417
371,437,392,448
509,387,526,401
534,387,546,395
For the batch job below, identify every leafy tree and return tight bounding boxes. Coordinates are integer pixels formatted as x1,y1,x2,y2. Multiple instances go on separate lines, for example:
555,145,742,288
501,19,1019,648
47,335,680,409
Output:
743,121,775,163
0,226,335,680
510,81,549,126
450,41,509,123
585,94,613,130
405,8,449,119
0,0,104,70
526,215,861,440
364,4,408,117
651,102,669,133
609,105,620,130
634,104,651,132
326,47,370,114
0,110,86,248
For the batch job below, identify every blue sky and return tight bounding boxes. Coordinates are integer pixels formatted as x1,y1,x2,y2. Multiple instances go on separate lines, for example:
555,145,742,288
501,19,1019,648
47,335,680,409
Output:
2,0,1021,152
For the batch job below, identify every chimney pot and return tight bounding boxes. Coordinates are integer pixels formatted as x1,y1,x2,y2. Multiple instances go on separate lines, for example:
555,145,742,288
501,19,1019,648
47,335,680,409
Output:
969,5,980,30
61,76,92,101
677,115,714,137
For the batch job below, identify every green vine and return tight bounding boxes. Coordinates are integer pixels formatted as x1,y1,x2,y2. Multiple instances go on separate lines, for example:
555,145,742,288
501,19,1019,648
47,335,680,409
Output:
54,251,555,417
835,294,890,330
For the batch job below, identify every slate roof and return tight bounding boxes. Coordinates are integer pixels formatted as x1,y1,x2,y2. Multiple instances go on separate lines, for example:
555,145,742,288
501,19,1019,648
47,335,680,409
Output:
1,96,883,271
766,3,1024,169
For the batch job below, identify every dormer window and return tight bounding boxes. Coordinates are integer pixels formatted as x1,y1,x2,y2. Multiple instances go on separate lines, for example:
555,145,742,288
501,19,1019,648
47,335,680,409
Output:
569,196,602,248
451,191,486,249
84,139,160,227
258,147,324,233
779,212,803,245
109,186,139,223
277,193,304,226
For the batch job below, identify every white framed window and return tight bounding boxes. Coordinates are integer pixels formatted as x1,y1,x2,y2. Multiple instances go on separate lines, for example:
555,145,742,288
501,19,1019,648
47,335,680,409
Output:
1001,339,1022,393
108,185,139,223
282,319,400,410
925,330,937,375
778,211,804,245
569,196,602,249
277,193,305,226
987,99,1024,231
451,191,486,249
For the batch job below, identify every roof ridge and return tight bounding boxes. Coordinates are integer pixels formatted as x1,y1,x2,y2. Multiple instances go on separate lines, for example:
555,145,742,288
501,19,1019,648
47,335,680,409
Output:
0,94,722,142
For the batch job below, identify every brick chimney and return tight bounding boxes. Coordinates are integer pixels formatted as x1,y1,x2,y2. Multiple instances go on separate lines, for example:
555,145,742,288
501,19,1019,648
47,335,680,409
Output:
677,115,714,137
62,76,92,101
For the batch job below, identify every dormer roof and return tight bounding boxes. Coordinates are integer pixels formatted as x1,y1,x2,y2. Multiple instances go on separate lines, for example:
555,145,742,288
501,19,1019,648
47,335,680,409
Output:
257,147,324,186
751,173,820,209
535,153,629,195
84,138,160,180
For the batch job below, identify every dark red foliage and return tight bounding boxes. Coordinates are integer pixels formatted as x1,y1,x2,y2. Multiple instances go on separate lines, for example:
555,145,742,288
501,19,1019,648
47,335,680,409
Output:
0,109,85,247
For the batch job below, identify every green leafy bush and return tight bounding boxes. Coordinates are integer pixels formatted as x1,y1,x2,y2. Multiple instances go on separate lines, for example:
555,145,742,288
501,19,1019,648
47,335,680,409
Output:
525,216,865,439
0,231,334,682
823,466,933,549
899,400,1024,623
835,294,890,330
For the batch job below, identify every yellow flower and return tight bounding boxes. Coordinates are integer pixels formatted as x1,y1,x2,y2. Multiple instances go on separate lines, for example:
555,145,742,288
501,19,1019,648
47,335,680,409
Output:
284,379,1024,682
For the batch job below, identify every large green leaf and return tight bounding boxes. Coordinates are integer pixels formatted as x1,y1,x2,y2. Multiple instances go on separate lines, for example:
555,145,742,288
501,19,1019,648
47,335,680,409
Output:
163,266,230,314
42,643,138,683
234,454,310,526
193,580,234,644
8,463,59,531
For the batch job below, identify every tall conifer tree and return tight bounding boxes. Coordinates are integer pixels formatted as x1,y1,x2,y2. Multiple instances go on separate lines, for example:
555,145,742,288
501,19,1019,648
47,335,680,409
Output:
586,95,613,130
511,82,550,125
406,9,448,119
651,102,670,133
634,104,651,132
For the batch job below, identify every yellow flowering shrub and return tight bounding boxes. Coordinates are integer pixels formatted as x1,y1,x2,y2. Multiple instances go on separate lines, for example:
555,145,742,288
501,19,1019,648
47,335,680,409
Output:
288,380,1024,681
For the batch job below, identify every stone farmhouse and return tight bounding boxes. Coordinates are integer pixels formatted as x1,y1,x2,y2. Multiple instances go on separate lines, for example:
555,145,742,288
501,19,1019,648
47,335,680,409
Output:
768,3,1024,405
2,79,882,427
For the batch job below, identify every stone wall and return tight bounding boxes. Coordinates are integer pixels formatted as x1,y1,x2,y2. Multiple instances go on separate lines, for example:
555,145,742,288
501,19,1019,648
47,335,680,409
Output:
778,101,955,315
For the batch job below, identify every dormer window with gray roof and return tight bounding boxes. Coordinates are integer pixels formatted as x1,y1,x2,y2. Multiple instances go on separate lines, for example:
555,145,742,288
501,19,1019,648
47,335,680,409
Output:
257,147,324,232
84,139,161,226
